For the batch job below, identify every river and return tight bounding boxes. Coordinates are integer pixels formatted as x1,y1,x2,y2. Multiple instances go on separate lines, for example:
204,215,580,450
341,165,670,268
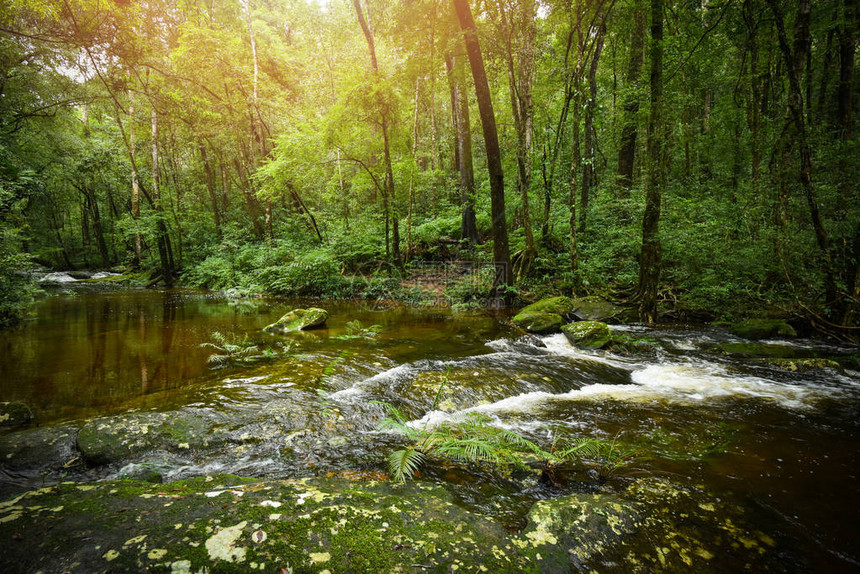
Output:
1,289,858,571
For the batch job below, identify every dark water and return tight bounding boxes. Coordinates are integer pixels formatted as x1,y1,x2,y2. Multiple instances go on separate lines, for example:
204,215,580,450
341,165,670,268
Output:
1,289,859,571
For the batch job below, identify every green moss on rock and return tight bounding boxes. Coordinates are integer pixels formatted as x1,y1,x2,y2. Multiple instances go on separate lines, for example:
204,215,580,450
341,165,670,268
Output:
569,296,623,322
561,321,612,349
730,319,797,340
264,307,328,332
764,358,843,372
0,402,33,427
519,296,576,317
512,311,564,334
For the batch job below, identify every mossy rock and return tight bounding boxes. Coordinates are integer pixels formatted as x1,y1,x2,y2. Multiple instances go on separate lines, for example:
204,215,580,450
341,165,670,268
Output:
76,411,232,466
569,296,623,322
561,321,612,349
512,310,564,334
263,307,328,332
764,358,843,373
730,319,797,340
711,342,801,359
0,402,33,427
518,296,576,317
609,333,660,354
0,475,778,574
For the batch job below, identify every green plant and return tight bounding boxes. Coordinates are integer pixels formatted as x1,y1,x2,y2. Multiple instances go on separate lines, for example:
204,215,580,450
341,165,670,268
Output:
200,332,293,367
333,320,382,340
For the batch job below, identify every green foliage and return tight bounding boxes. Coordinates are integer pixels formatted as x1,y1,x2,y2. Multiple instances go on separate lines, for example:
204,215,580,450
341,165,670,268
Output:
334,319,382,340
0,223,38,329
199,331,292,367
378,375,639,485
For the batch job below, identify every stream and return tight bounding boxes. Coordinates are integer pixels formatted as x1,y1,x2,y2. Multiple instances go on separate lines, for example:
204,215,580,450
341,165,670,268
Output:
1,289,859,571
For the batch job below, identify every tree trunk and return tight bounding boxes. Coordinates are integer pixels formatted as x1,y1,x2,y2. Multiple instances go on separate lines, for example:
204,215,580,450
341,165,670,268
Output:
198,141,223,240
453,0,513,290
353,0,400,266
151,108,174,286
580,23,605,234
495,0,537,274
446,53,479,245
767,0,838,311
616,0,646,194
128,99,142,268
638,0,664,323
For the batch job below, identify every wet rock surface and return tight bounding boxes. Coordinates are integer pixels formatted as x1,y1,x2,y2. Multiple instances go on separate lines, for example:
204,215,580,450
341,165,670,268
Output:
0,402,33,427
562,321,612,349
0,474,782,573
264,308,328,332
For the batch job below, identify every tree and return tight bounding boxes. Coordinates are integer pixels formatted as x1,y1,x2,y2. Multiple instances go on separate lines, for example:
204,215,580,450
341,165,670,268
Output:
637,0,663,323
452,0,512,290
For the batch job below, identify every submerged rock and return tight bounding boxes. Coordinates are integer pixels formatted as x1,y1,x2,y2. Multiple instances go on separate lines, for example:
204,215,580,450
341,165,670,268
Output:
76,411,231,466
730,319,797,340
0,402,33,427
0,475,780,573
562,321,612,349
764,358,843,373
511,310,564,334
264,308,328,332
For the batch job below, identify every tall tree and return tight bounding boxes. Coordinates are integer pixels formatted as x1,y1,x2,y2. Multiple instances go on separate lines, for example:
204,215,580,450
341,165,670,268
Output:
452,0,512,289
637,0,663,323
352,0,401,266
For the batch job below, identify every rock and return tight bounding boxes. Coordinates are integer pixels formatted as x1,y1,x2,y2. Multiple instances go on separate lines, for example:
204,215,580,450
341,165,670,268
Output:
511,310,564,334
730,319,797,340
0,475,779,574
263,307,328,332
711,342,802,359
569,296,623,322
76,411,231,466
518,296,576,317
764,358,843,373
608,333,659,354
561,321,612,349
0,402,33,427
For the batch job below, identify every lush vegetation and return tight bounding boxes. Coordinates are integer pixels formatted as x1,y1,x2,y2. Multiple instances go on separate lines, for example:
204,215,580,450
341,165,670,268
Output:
0,0,856,334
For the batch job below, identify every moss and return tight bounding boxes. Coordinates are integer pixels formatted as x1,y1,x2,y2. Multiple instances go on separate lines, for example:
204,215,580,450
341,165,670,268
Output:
730,319,797,340
263,307,328,332
569,296,623,321
518,296,575,317
561,321,612,349
609,333,659,354
0,401,33,427
711,342,800,358
763,358,843,372
511,311,564,334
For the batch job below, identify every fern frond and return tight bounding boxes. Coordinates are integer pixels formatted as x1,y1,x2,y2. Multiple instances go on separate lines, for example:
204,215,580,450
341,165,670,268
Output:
388,448,425,483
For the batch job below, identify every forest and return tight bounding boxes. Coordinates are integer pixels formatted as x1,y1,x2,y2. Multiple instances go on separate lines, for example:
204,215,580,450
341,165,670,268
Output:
0,0,857,334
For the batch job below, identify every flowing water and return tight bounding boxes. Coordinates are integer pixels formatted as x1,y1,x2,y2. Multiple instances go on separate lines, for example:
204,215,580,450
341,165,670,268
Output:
1,289,859,571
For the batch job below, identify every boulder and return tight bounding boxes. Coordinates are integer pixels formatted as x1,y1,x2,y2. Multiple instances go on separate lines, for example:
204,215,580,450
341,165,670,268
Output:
562,321,612,349
263,308,328,332
730,319,797,340
518,296,576,317
0,402,33,427
569,296,623,322
512,310,564,334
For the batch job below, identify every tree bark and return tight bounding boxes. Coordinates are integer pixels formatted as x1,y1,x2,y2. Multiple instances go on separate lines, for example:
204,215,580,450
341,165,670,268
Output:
638,0,664,323
453,0,512,290
580,23,606,233
616,0,646,194
353,0,400,266
446,53,480,245
767,0,838,310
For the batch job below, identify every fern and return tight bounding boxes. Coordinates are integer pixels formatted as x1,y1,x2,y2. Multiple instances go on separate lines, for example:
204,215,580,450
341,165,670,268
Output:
388,447,425,483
